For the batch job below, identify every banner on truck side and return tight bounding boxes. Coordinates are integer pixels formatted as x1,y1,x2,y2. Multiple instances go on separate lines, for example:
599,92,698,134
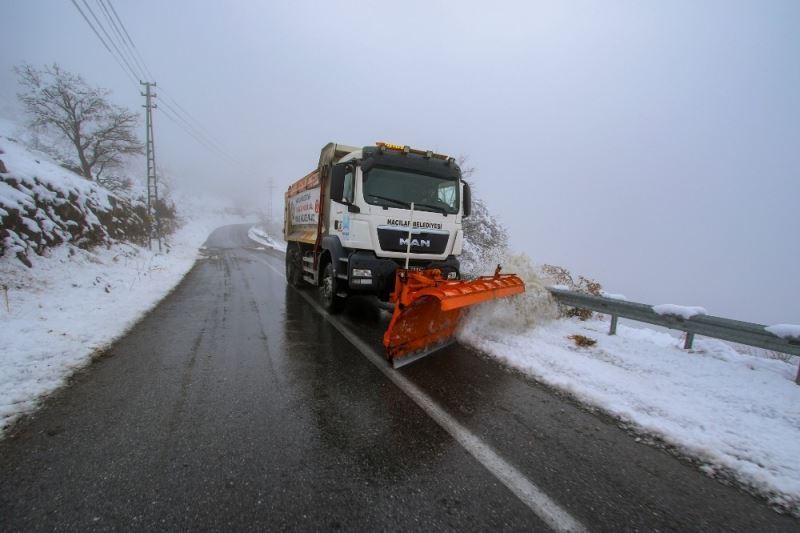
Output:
290,187,320,225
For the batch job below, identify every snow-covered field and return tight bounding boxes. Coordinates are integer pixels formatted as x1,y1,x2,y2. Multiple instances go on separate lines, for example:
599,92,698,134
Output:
459,271,800,515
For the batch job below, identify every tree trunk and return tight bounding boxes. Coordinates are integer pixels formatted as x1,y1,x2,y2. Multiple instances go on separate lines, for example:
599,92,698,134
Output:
74,141,93,180
79,155,93,181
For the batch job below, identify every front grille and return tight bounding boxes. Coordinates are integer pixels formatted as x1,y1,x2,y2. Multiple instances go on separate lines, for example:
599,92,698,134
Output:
377,227,449,254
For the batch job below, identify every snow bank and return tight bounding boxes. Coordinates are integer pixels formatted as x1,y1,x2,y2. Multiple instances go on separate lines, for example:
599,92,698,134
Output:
459,308,800,513
766,324,800,341
247,224,287,253
653,304,708,319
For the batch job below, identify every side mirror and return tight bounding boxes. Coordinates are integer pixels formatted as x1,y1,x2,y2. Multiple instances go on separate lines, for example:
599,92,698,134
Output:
462,182,471,217
330,164,346,202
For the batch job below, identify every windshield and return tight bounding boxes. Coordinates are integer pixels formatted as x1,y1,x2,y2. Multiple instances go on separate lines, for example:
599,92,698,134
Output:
362,167,459,214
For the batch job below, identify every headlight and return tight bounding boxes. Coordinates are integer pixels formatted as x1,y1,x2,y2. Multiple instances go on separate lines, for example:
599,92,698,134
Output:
447,271,458,280
352,268,372,277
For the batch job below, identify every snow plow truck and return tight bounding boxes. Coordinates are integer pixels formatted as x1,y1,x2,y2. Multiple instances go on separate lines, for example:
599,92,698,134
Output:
284,142,525,367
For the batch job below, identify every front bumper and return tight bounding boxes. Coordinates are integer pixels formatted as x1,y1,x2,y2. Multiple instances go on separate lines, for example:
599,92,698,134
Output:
347,251,460,298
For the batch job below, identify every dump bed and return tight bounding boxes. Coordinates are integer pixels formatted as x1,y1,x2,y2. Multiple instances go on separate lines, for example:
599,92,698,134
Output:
283,143,358,245
284,169,320,244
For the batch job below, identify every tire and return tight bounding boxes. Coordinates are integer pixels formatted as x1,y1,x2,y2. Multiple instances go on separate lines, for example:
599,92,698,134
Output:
319,261,345,313
285,244,302,287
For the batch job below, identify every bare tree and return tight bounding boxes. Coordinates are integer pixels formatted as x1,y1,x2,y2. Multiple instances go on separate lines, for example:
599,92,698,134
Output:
457,154,476,179
457,155,509,252
15,63,143,181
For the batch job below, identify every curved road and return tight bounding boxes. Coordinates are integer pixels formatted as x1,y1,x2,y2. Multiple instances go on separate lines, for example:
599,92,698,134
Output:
1,224,796,531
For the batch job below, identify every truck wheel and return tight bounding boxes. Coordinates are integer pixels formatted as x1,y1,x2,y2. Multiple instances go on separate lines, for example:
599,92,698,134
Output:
286,245,302,287
320,262,345,313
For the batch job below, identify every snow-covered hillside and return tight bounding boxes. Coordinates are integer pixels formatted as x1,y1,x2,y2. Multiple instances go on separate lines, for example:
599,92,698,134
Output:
0,119,149,266
0,120,250,437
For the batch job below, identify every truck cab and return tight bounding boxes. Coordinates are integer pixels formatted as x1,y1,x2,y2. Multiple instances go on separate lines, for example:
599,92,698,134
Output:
284,142,471,312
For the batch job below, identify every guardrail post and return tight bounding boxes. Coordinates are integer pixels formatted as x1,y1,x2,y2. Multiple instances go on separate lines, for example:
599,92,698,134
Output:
684,332,695,350
609,315,618,336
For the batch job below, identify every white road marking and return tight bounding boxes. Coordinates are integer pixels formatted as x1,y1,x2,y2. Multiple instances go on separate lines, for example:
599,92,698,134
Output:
258,253,587,532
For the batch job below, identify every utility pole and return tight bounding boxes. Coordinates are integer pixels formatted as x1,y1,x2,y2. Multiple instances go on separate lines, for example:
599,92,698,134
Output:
141,81,161,252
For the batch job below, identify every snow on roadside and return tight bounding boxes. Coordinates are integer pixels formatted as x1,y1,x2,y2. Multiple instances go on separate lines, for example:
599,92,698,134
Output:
653,303,708,319
600,291,627,301
766,324,800,341
459,298,800,514
247,224,287,253
0,206,248,437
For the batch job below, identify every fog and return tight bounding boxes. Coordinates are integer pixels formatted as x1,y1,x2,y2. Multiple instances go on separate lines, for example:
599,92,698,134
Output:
2,1,798,324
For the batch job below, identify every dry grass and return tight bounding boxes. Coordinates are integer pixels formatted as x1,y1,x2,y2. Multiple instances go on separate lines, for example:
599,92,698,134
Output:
541,264,603,320
568,334,597,348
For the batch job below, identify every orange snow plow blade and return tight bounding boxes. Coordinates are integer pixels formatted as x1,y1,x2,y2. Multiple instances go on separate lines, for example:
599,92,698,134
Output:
383,267,525,368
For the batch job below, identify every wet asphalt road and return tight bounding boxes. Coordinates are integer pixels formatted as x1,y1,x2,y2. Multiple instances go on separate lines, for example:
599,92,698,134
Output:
1,224,797,531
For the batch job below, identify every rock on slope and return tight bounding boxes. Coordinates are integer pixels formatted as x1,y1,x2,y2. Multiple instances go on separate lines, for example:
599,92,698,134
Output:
0,122,149,266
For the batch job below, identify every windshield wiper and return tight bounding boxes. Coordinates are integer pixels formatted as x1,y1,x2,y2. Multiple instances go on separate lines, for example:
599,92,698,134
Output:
414,203,449,216
368,194,449,215
368,194,409,208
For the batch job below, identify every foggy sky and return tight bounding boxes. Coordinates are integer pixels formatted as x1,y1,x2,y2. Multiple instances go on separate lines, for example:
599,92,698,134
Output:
2,1,798,324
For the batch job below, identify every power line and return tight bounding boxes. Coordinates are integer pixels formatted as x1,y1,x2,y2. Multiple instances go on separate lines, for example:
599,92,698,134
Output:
100,0,154,84
158,105,253,184
157,97,235,162
96,0,146,80
158,105,216,154
95,2,235,161
158,86,220,147
106,0,136,48
80,0,141,83
69,0,138,87
157,105,224,157
72,0,241,168
105,0,156,80
163,110,231,161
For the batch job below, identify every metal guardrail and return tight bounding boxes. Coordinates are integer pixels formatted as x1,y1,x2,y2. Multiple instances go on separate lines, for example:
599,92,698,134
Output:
548,288,800,385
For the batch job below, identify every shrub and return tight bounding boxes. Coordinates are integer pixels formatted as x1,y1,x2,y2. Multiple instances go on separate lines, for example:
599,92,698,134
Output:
541,264,603,320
